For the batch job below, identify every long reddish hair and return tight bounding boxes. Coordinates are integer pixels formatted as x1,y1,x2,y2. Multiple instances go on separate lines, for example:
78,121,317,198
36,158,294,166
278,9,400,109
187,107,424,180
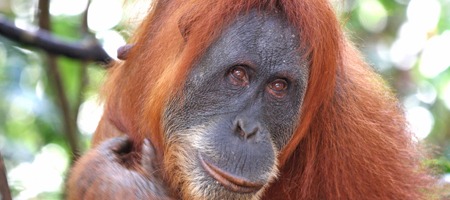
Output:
103,0,434,199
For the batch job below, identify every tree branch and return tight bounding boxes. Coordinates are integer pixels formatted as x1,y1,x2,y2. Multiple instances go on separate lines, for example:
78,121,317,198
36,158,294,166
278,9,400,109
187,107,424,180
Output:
0,16,112,64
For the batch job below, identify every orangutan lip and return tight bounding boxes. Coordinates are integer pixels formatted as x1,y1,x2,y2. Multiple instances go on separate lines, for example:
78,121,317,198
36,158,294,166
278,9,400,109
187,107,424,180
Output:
199,154,264,193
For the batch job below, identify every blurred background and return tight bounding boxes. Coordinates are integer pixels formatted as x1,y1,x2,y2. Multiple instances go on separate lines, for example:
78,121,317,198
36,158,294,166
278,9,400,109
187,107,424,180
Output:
0,0,449,199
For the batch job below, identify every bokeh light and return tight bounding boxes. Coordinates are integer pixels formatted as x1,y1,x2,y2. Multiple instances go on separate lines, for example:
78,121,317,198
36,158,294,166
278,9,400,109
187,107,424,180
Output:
405,106,435,140
390,0,443,71
416,81,437,105
10,0,35,18
8,144,69,200
357,0,388,33
390,21,427,70
419,31,450,78
77,96,104,136
87,0,123,32
50,0,89,16
406,0,441,32
7,95,36,124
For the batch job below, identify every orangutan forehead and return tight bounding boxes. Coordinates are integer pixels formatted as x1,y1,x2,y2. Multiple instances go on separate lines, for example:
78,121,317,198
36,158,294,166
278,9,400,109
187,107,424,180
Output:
223,10,300,54
199,10,304,73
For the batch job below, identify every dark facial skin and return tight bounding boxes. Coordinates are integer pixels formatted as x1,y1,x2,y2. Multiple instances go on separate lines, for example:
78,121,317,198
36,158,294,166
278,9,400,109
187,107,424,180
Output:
164,11,309,199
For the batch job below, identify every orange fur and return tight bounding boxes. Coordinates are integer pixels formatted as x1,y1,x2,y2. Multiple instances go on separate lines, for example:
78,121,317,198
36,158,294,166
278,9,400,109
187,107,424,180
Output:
91,0,435,199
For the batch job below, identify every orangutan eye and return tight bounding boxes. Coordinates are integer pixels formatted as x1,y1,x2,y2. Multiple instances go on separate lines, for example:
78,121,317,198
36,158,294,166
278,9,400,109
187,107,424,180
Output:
228,65,249,86
267,79,289,98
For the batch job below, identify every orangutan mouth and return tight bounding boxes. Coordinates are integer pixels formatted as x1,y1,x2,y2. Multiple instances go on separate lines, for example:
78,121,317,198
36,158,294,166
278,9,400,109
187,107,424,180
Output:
199,154,264,194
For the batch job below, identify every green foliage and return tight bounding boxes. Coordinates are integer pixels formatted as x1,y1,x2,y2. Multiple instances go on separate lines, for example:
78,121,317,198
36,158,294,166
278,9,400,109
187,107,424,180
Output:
425,158,450,174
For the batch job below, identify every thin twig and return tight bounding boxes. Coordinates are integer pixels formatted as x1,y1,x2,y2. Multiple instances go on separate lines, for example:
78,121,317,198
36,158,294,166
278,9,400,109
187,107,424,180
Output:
0,16,112,64
0,152,12,200
37,0,80,160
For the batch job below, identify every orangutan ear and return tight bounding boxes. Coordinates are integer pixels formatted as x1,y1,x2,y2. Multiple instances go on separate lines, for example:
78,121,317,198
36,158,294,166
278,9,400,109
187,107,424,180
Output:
117,44,134,60
178,14,194,41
